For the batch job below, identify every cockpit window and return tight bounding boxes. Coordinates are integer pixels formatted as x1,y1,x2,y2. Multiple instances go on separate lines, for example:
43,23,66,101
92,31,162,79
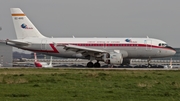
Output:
159,43,161,46
159,43,168,47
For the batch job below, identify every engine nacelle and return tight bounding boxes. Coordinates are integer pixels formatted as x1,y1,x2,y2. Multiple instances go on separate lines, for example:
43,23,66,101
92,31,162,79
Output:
103,52,123,65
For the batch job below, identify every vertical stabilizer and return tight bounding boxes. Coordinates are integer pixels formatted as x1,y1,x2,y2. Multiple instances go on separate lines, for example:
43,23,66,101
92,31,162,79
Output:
11,8,46,39
34,53,38,62
34,53,42,67
49,56,53,67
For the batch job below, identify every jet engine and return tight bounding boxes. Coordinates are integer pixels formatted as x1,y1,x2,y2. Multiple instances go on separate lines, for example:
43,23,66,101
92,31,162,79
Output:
103,52,123,65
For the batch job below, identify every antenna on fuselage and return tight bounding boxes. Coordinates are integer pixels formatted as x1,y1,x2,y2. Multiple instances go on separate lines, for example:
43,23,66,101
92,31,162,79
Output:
146,36,149,38
73,35,75,38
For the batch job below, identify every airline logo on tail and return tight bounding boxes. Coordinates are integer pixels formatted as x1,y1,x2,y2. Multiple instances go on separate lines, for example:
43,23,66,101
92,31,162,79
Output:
21,23,33,29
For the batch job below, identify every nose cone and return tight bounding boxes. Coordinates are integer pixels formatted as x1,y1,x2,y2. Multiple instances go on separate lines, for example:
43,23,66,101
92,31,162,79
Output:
171,50,176,56
170,50,176,56
166,46,176,56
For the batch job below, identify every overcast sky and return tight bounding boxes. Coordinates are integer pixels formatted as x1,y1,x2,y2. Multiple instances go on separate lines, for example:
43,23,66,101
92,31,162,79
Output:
0,0,180,52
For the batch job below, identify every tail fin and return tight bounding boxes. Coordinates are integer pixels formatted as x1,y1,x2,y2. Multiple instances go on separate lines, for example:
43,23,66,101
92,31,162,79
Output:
49,56,53,66
34,53,43,68
34,53,38,62
10,8,46,39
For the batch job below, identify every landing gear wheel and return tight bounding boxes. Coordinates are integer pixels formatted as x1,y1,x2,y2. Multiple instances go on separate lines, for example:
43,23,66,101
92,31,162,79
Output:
87,62,94,68
148,64,152,68
94,62,101,68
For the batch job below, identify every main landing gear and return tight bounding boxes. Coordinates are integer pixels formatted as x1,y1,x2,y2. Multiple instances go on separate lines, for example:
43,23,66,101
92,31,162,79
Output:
87,62,93,67
147,58,152,68
86,61,101,68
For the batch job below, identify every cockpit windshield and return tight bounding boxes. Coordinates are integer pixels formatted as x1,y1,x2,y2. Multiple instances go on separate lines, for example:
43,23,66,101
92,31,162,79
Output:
159,43,175,51
158,43,168,47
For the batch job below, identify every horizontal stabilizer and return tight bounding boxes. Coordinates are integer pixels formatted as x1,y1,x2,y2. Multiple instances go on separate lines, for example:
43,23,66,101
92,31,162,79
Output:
0,39,7,44
6,39,30,46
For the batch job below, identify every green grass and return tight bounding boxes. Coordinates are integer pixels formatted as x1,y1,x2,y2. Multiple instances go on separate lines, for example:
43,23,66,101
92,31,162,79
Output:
0,68,180,101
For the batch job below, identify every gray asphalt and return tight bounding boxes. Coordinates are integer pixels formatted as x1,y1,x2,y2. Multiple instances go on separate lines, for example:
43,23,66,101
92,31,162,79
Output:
1,67,180,70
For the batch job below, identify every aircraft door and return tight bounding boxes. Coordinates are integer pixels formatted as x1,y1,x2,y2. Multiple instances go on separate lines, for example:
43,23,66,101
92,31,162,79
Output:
145,39,152,50
41,39,47,50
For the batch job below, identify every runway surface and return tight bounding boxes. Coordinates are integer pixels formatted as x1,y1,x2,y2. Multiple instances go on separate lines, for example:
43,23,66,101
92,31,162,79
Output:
58,67,180,70
1,67,180,70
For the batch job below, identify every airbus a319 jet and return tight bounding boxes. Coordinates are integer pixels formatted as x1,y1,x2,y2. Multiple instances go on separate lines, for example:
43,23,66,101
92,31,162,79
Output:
2,8,176,67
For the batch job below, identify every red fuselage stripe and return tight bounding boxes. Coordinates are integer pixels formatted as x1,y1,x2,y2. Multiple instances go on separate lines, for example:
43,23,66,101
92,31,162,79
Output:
21,43,59,53
57,43,174,51
21,43,175,53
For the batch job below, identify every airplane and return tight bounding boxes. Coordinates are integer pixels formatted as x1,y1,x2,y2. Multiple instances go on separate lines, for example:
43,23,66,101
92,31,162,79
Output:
2,8,176,68
34,52,53,68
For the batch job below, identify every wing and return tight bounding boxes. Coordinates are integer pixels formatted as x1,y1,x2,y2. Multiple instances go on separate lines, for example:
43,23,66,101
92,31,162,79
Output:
63,45,107,57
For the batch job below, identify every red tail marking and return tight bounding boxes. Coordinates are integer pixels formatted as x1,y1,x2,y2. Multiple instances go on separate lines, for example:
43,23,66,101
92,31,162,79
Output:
49,44,59,53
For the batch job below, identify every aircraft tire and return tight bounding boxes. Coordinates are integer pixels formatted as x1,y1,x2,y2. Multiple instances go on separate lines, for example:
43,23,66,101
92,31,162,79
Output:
87,62,94,68
94,62,101,68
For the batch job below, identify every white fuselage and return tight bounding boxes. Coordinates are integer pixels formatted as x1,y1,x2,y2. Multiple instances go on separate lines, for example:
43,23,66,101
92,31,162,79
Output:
9,37,176,59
